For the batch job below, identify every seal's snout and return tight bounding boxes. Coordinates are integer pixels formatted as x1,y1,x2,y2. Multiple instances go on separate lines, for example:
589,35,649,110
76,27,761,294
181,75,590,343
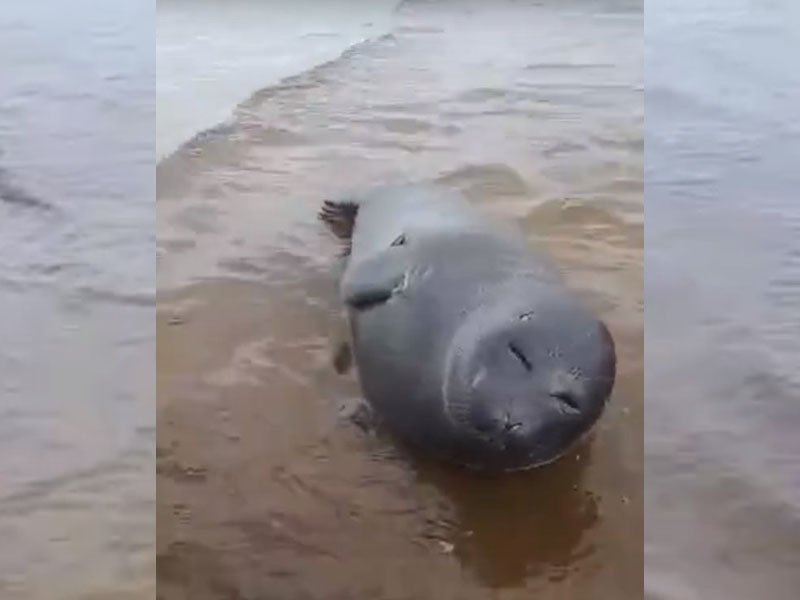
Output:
463,387,591,468
445,307,616,471
470,405,523,436
466,404,530,452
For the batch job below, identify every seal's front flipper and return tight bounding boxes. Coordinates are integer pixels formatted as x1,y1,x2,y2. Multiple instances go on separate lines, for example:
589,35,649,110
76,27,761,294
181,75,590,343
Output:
341,273,405,309
340,252,408,310
319,199,359,256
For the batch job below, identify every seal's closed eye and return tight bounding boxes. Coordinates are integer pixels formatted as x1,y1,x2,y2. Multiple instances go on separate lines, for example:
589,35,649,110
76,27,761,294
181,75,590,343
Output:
391,233,407,247
551,390,580,413
508,342,532,371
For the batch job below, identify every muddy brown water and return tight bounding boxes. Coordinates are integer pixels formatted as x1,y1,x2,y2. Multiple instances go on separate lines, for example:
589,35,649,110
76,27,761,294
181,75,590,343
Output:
157,1,642,598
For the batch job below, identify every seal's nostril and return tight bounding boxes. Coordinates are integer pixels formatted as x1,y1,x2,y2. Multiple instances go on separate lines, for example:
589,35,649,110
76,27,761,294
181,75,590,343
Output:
503,412,523,433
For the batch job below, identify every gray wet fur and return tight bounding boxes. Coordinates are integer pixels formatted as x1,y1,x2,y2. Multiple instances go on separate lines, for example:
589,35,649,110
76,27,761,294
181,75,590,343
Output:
321,184,616,472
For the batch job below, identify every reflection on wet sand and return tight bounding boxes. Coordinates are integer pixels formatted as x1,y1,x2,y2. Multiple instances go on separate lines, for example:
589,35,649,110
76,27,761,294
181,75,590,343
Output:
409,443,599,589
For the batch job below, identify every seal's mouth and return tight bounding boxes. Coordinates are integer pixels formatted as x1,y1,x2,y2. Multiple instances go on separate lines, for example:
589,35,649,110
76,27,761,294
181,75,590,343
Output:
452,416,601,473
468,411,524,452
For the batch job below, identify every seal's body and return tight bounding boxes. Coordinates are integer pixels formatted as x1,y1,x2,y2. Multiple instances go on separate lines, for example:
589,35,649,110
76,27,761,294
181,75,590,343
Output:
320,185,616,472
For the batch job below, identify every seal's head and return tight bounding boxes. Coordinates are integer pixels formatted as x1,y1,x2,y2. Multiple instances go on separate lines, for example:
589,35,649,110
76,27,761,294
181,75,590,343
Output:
443,290,616,472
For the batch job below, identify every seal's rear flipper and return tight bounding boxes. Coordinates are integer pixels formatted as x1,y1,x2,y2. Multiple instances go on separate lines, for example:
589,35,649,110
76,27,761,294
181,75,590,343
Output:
319,199,359,256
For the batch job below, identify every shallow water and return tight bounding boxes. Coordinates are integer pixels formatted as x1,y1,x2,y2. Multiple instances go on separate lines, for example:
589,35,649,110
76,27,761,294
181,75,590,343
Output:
0,0,154,598
157,1,642,598
157,0,398,160
646,1,800,598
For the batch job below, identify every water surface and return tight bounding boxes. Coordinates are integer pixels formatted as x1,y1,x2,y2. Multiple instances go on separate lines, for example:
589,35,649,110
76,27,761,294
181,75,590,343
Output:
157,0,398,159
646,0,800,598
0,0,154,598
157,1,642,598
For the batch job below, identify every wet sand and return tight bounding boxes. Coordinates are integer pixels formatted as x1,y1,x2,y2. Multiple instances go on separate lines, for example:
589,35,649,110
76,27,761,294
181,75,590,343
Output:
157,1,642,598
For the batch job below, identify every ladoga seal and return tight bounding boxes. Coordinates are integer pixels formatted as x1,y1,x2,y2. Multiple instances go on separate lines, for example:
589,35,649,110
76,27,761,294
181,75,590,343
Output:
320,184,616,472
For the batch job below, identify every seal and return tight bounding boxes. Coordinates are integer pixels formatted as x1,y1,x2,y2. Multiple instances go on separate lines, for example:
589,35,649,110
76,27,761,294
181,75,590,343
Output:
320,184,616,472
